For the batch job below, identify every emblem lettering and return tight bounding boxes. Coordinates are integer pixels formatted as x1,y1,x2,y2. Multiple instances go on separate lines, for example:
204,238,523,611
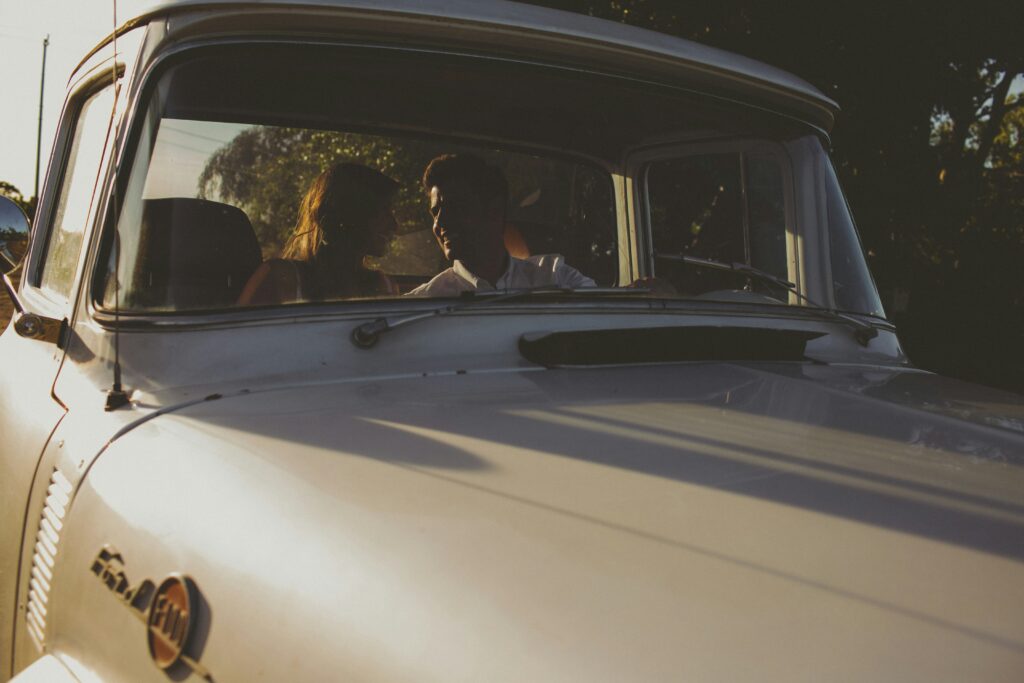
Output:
90,546,129,594
89,546,154,618
147,576,196,671
89,547,212,679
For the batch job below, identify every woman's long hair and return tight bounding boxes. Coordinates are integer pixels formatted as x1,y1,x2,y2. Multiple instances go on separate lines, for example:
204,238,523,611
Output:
283,163,398,261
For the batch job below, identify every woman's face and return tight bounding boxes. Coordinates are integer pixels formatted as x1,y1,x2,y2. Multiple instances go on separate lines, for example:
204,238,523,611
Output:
363,203,398,258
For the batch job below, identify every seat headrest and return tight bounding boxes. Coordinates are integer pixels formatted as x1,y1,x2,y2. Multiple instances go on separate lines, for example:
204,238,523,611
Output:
132,197,261,310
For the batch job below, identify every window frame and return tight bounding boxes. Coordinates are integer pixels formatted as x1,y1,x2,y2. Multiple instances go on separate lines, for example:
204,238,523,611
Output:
23,66,121,320
816,150,887,319
87,39,627,319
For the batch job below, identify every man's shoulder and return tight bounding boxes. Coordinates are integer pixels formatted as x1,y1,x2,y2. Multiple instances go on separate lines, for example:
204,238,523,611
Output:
407,267,457,296
521,253,585,273
520,254,565,271
518,253,595,287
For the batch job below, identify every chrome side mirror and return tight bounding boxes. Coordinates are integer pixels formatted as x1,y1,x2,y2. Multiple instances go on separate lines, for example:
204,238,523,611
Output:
0,195,30,275
0,196,60,344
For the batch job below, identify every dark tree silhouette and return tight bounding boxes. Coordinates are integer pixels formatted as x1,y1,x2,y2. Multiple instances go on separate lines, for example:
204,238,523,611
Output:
522,0,1024,393
0,181,35,221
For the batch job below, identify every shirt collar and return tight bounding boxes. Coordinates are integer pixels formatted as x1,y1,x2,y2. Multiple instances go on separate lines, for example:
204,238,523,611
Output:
452,252,513,291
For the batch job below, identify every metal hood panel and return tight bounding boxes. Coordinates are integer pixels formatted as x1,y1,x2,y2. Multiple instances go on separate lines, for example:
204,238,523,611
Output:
50,362,1024,681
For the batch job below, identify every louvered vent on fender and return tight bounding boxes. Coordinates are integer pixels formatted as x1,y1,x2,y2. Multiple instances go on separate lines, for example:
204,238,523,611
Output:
25,467,72,651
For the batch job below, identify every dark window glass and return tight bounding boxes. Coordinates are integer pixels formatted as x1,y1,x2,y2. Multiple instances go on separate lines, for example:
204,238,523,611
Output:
746,153,788,282
823,159,885,317
647,151,788,299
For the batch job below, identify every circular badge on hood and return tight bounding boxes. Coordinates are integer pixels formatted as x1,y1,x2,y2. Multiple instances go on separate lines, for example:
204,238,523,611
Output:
147,575,197,670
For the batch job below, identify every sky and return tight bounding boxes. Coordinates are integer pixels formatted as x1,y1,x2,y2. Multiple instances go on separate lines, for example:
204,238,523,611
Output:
0,0,149,197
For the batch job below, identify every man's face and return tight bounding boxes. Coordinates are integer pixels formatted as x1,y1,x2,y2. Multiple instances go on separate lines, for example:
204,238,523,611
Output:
428,180,503,265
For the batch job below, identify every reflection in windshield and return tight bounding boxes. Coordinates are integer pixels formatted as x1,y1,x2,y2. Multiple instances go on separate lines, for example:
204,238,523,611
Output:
99,43,884,317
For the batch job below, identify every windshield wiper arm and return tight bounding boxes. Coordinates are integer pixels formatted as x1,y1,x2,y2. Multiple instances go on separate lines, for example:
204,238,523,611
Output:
351,286,650,348
654,252,878,346
654,253,796,291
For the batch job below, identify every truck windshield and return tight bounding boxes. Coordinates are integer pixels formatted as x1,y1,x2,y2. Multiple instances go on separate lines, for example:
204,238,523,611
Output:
96,43,883,317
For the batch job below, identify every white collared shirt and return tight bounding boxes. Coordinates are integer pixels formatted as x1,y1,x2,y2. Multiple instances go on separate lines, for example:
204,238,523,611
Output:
408,253,595,297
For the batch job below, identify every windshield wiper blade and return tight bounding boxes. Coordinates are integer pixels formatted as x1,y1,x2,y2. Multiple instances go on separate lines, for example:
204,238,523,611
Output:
654,253,795,291
654,252,878,346
351,285,650,348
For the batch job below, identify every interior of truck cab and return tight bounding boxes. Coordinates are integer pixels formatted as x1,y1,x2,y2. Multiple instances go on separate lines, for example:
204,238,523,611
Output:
92,42,883,317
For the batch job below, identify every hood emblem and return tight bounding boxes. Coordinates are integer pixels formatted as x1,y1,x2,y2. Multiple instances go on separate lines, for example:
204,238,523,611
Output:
148,575,198,671
91,546,212,680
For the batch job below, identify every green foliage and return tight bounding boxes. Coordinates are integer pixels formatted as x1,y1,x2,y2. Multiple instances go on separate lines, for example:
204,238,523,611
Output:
0,181,35,221
198,127,440,253
194,126,612,275
524,0,1024,391
989,99,1024,176
0,181,23,201
195,4,1023,388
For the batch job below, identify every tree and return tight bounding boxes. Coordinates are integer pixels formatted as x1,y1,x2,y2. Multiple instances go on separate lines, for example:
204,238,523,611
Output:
0,181,35,221
197,127,455,273
198,2,1024,390
522,0,1024,391
198,127,441,246
196,126,591,275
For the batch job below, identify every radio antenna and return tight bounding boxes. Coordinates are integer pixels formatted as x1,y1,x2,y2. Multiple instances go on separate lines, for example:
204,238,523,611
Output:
105,0,129,411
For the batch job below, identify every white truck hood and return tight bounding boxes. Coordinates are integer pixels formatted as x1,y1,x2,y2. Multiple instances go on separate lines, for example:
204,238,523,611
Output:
56,361,1024,681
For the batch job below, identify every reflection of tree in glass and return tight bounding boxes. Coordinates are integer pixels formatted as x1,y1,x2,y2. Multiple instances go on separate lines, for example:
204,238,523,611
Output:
196,126,605,277
40,230,83,295
1,182,33,267
0,230,29,264
194,127,597,276
197,126,617,282
198,127,446,272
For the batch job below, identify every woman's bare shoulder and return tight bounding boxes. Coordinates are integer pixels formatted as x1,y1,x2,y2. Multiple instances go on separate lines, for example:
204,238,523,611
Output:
237,258,306,305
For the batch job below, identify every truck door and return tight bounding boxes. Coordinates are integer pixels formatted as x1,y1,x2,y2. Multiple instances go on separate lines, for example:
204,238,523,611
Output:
0,62,121,676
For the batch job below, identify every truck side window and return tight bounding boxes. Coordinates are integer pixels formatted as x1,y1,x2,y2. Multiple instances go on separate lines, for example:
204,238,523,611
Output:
39,83,115,300
646,151,789,298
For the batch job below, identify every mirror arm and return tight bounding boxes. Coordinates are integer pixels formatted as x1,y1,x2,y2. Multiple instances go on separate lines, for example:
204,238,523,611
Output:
2,272,66,345
2,271,25,315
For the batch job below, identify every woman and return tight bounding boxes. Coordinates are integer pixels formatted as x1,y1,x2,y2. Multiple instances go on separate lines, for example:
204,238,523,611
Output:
238,163,400,305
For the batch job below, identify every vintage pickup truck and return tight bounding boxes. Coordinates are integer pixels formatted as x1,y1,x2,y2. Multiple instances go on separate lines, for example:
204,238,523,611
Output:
2,1,1023,681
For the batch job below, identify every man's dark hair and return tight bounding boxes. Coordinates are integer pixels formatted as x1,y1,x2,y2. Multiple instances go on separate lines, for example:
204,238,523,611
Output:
422,154,508,209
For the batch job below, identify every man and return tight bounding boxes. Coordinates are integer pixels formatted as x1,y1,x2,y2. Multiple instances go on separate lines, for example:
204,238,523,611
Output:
408,154,595,296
